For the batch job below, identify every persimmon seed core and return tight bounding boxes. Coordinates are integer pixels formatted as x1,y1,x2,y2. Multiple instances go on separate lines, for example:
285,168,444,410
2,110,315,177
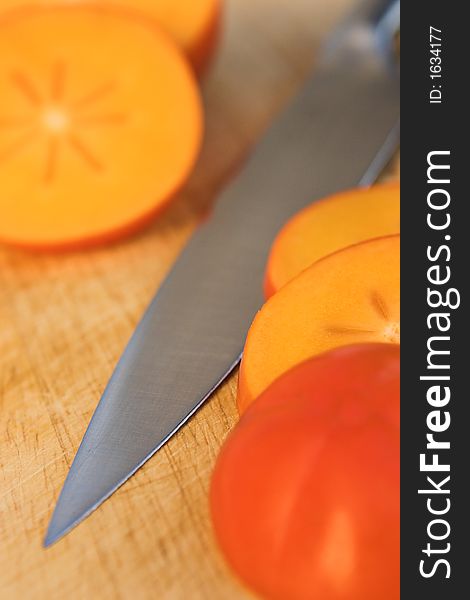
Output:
383,322,400,343
42,107,70,133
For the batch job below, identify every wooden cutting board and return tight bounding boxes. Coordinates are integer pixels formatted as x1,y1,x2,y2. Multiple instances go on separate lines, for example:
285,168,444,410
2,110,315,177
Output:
0,1,398,598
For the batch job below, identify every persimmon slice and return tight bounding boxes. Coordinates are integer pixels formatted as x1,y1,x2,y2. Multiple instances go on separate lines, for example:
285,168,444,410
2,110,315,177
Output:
0,7,202,249
238,235,400,412
1,0,221,74
265,182,400,297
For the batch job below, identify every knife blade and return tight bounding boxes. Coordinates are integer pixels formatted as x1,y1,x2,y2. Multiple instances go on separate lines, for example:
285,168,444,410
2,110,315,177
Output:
45,0,400,546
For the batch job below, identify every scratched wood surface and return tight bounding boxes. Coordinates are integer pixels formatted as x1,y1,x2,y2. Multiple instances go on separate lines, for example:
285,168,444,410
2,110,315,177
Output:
0,1,398,598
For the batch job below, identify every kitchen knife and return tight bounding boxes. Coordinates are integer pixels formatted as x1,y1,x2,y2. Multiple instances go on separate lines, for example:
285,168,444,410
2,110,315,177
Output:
45,0,400,546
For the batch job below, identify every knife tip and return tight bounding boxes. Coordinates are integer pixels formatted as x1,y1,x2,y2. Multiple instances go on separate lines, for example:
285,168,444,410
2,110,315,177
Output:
43,500,94,548
43,528,63,548
43,532,58,548
43,519,74,548
42,463,140,547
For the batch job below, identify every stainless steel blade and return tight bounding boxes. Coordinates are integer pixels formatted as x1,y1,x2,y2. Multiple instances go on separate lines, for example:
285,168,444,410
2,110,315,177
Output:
45,0,400,546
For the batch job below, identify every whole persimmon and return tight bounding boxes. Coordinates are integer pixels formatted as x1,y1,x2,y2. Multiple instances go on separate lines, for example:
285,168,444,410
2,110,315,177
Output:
211,344,400,600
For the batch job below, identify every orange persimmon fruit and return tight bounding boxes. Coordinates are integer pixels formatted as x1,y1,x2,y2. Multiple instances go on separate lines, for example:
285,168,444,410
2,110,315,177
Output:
0,7,202,249
265,182,400,297
211,344,400,600
0,0,221,74
238,235,400,412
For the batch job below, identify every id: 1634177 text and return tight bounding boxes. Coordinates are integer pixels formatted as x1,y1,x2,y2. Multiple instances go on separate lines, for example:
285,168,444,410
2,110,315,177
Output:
429,26,443,104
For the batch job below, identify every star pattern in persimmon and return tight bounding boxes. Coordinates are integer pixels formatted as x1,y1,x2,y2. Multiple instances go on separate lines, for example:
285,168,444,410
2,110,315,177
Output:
0,62,126,181
325,290,400,343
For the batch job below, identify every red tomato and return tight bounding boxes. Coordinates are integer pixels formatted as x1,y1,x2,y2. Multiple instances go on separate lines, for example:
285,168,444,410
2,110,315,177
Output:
211,344,400,600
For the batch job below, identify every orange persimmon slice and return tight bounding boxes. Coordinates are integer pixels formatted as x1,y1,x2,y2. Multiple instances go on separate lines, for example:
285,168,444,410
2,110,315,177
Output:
0,0,221,74
265,182,400,297
238,235,400,412
0,7,202,249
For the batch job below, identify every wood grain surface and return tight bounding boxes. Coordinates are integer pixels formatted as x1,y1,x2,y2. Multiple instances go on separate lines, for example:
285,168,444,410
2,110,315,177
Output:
0,1,398,598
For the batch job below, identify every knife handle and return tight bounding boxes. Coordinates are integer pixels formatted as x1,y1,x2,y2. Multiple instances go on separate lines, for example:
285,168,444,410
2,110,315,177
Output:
355,0,400,29
322,0,400,66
